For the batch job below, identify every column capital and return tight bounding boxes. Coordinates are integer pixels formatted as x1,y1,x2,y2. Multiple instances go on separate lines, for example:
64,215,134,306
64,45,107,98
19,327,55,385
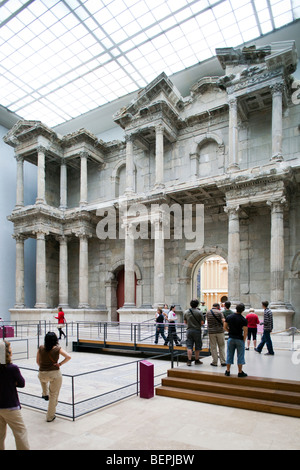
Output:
266,197,288,211
12,233,27,242
270,82,285,96
15,154,24,163
55,234,69,243
224,204,240,216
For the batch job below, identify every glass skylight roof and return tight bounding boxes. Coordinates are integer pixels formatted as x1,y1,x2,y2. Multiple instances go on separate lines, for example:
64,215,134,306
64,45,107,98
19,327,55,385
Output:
0,0,299,127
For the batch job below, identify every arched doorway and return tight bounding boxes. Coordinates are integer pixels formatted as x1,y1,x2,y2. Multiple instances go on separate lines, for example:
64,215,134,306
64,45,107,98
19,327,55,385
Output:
192,255,228,309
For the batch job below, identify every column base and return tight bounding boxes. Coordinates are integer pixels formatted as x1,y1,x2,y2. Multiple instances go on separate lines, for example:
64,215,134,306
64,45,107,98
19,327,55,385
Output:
78,303,90,309
122,303,136,309
14,303,25,309
34,303,47,308
269,301,286,309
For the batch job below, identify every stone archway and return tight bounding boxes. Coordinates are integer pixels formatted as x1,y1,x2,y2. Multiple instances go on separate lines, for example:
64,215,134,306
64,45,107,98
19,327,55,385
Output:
192,254,228,309
179,246,228,310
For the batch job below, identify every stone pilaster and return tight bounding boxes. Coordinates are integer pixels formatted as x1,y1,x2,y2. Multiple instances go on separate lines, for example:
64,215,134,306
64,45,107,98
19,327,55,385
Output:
225,205,240,305
125,134,135,195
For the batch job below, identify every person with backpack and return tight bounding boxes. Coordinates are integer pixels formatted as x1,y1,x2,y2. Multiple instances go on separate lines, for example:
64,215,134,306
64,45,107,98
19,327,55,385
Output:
183,299,205,366
206,303,226,367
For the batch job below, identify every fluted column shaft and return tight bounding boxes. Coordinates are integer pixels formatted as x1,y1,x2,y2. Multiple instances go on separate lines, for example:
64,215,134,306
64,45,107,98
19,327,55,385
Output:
14,234,25,308
35,231,47,308
15,155,24,208
123,223,136,308
78,233,89,308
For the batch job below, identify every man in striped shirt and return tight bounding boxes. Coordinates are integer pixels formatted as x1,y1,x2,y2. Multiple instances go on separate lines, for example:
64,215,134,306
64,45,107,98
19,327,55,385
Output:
255,301,274,355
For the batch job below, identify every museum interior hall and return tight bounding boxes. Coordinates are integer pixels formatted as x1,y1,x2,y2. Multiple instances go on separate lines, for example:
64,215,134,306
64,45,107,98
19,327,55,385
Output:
0,0,300,451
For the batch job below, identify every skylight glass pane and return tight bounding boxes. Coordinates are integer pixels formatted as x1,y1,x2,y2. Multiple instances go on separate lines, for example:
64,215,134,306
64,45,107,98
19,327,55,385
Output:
0,0,297,128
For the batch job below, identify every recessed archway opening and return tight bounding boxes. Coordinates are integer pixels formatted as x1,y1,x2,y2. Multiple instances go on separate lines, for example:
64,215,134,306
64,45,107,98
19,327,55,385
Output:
192,255,228,310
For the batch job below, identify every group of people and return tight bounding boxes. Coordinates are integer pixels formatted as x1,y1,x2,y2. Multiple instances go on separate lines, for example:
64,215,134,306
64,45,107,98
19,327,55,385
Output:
156,299,275,377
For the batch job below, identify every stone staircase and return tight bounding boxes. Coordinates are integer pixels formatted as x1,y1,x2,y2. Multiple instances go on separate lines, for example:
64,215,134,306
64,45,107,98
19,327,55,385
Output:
156,369,300,418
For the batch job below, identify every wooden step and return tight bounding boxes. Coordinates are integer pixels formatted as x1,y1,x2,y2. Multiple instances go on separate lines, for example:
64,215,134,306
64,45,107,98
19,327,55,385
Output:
167,369,300,393
161,377,300,405
156,369,300,418
156,385,300,418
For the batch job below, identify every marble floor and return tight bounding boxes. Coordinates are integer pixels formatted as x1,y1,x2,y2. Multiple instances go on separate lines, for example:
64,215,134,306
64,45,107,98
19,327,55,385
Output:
3,347,300,451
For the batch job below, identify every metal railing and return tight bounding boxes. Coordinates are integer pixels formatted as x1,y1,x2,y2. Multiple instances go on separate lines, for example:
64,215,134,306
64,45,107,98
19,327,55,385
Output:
17,343,181,421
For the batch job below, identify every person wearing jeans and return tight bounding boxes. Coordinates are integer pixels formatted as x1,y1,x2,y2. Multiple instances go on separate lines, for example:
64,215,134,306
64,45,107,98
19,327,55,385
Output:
224,303,248,377
255,301,274,355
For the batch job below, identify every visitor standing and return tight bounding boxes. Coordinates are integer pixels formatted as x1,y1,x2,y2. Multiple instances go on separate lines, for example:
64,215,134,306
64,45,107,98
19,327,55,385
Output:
246,308,260,350
36,332,71,422
255,301,274,355
0,341,30,450
184,299,205,366
206,303,226,366
224,303,248,377
154,308,167,344
55,307,66,339
165,305,181,346
223,300,235,320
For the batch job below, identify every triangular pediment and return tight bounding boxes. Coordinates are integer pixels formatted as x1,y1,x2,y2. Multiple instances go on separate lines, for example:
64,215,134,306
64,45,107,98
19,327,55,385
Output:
4,119,55,147
114,72,183,128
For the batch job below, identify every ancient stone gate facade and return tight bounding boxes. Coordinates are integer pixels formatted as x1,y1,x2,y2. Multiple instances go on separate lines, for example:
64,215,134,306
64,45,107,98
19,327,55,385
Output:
4,41,300,328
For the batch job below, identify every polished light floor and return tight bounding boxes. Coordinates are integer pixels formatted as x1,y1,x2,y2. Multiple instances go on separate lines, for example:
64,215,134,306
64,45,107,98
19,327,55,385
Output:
4,347,300,451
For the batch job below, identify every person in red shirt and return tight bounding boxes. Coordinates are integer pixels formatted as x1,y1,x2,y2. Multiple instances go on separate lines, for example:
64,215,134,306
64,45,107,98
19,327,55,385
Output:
55,307,66,339
245,308,260,350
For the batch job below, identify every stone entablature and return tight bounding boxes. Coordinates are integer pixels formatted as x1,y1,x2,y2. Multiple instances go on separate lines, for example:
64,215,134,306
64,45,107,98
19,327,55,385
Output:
3,41,300,328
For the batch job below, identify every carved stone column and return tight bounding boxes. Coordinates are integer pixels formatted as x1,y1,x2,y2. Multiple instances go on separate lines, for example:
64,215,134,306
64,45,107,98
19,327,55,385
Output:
35,231,47,308
36,147,46,204
15,155,24,208
268,199,285,307
80,152,88,206
152,214,165,308
228,98,239,172
57,235,69,308
123,222,136,308
60,159,67,209
271,83,284,162
78,232,90,308
225,205,240,305
155,124,165,188
125,134,135,195
13,234,26,308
